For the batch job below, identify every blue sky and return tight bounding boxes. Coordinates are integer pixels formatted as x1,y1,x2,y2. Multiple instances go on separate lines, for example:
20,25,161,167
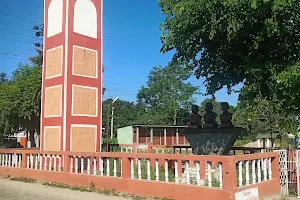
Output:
0,0,241,106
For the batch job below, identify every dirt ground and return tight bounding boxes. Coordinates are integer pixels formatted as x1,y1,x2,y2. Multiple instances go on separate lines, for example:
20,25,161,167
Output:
0,179,128,200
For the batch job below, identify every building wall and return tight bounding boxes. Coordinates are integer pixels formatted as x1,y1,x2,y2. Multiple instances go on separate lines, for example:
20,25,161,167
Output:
117,126,133,144
131,127,188,145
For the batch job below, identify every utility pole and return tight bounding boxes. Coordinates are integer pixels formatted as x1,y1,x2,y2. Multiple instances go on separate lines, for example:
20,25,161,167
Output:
110,106,114,139
298,124,300,149
297,115,300,149
106,105,110,139
110,97,119,139
292,115,300,148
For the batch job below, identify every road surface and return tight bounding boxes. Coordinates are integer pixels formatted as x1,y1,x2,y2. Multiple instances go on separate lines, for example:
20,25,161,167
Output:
0,178,128,200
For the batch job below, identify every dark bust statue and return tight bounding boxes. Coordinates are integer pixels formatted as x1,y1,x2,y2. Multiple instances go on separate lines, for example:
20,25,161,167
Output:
189,105,202,128
220,102,233,127
203,102,217,127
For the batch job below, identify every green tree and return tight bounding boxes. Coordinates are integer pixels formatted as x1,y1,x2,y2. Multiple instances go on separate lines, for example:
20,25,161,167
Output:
0,81,20,136
0,64,42,146
159,0,300,112
233,94,298,139
137,64,199,125
0,73,8,84
102,99,145,144
102,99,143,135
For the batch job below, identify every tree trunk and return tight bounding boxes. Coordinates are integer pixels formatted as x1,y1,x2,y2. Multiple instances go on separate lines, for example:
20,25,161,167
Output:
24,115,40,148
29,129,36,148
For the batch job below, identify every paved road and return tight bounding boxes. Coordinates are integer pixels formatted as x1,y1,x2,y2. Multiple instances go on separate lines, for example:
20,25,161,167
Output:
0,179,127,200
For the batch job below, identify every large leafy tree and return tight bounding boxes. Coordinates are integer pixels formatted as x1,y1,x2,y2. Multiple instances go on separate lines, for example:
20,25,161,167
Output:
137,64,199,125
0,81,19,136
233,94,299,139
159,0,300,112
0,65,42,147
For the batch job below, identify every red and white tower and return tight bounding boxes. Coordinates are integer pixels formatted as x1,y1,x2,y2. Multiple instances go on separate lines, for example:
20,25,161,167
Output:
41,0,102,152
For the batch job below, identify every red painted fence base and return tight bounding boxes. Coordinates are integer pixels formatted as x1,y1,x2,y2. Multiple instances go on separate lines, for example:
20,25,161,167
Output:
0,167,232,200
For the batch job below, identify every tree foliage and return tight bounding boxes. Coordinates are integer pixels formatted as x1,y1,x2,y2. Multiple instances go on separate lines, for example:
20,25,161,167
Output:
137,64,199,125
0,65,42,146
30,24,44,67
159,0,300,112
102,98,144,136
233,94,298,139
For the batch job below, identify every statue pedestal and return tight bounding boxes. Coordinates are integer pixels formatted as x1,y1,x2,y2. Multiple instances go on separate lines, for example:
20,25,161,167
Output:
183,127,245,155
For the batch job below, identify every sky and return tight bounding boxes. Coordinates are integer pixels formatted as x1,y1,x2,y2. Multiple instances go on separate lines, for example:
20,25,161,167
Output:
0,0,242,106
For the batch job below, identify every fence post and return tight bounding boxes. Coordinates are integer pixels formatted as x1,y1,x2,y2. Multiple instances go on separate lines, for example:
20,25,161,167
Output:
222,157,237,195
21,152,27,168
133,143,138,153
178,158,182,177
200,161,206,179
122,155,131,179
147,143,152,153
271,153,280,180
63,153,70,173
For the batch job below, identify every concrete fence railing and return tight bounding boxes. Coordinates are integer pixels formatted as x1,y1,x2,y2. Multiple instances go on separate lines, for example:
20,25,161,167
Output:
0,149,280,200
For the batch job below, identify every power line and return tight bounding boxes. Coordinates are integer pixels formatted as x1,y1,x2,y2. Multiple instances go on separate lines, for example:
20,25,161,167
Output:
0,57,30,61
106,88,139,92
103,73,196,79
0,52,33,56
0,37,37,57
0,11,40,21
1,5,41,16
104,14,161,26
0,22,36,32
0,28,37,38
0,35,36,43
104,64,160,70
0,46,37,59
104,92,138,98
104,79,201,91
0,43,36,49
104,37,158,48
2,2,158,17
0,38,37,72
0,6,159,26
103,3,159,17
103,27,158,36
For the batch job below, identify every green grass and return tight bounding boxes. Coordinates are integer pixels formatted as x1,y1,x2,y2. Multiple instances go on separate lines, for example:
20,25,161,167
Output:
10,176,37,183
233,139,253,147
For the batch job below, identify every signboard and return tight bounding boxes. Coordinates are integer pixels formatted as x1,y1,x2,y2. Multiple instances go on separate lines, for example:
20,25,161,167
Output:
235,188,259,200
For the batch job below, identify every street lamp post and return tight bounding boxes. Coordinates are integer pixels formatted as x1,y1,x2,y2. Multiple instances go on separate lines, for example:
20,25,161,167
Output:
292,115,300,148
110,97,119,139
296,116,300,149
